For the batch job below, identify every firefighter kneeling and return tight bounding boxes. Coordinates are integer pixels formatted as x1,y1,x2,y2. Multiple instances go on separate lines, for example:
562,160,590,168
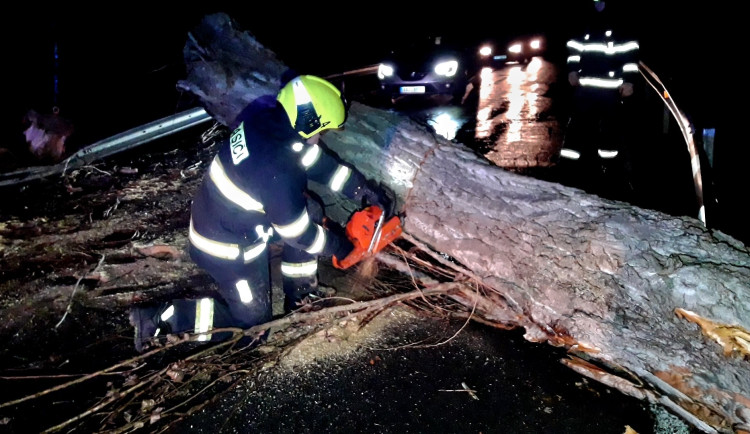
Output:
130,75,399,352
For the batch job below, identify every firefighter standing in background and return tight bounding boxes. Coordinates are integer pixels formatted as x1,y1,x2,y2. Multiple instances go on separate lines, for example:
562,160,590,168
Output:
561,0,640,195
130,75,394,352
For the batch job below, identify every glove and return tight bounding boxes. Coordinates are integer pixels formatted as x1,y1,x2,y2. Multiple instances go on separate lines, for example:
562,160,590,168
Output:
304,190,325,225
322,216,346,238
568,71,580,87
619,82,634,98
359,181,397,219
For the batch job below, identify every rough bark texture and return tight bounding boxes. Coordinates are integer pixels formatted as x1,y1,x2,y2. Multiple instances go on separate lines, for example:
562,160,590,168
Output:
176,13,750,433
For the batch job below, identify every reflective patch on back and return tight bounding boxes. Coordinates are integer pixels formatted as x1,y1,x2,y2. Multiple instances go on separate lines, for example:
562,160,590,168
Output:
230,122,249,165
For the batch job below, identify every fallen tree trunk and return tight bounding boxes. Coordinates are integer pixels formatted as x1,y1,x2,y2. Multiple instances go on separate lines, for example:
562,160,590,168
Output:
177,12,750,433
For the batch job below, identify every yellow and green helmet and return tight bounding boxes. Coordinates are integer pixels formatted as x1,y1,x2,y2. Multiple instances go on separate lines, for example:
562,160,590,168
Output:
277,75,347,139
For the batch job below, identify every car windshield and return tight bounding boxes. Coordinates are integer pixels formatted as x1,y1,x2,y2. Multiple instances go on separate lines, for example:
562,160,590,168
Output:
387,35,463,60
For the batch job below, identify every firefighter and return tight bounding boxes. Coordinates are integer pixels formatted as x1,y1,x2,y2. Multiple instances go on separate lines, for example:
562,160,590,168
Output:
130,75,394,352
560,0,640,194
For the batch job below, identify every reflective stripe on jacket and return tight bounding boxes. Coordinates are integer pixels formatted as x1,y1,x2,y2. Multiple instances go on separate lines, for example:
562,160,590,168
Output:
567,29,639,88
189,218,271,263
189,95,354,260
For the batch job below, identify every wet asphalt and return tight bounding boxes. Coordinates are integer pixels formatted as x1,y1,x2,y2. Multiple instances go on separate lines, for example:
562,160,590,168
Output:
170,307,691,434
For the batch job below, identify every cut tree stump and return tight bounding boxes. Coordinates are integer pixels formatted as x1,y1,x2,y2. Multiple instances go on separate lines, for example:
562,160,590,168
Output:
176,12,750,433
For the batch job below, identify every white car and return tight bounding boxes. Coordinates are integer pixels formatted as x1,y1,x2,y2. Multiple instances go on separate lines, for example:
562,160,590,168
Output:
377,36,475,104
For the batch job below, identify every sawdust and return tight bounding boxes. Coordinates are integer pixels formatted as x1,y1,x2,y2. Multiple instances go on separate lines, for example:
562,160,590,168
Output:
276,305,418,370
354,255,379,279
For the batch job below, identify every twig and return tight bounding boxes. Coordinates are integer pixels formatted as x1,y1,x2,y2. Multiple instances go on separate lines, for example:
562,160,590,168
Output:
401,232,524,312
462,382,479,400
33,334,247,432
284,295,358,315
2,287,458,411
11,284,469,433
99,386,150,431
439,382,479,400
0,363,145,380
391,247,442,309
103,197,121,218
183,330,245,362
82,165,112,176
0,329,226,410
56,254,106,329
161,370,250,416
367,280,479,351
408,280,481,349
161,374,251,434
248,285,462,336
400,233,472,278
41,366,168,433
388,241,458,281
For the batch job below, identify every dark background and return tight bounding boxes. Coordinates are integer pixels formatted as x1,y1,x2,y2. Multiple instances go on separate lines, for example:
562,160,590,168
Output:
5,1,736,243
6,0,725,148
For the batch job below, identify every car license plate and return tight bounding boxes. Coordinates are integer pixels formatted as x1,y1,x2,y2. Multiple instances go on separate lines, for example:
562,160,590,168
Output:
400,86,425,94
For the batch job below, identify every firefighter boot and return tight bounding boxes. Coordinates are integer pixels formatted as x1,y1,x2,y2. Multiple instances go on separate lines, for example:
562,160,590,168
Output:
283,276,337,314
129,303,174,352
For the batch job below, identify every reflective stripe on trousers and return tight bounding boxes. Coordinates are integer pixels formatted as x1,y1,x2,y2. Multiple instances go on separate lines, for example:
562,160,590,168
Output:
154,298,216,341
281,260,318,278
194,298,215,341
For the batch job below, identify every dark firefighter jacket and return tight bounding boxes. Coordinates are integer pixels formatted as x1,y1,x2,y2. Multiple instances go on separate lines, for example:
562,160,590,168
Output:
189,95,374,264
566,12,640,91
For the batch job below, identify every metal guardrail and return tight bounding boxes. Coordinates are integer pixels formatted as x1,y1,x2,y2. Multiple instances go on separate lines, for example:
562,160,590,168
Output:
324,65,379,80
639,61,706,226
0,107,212,188
0,66,379,189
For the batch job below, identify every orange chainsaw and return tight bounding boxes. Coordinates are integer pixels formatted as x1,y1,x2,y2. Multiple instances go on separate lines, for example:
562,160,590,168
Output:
332,205,402,270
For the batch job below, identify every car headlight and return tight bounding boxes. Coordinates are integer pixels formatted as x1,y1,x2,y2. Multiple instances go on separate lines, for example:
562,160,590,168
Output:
508,43,523,54
529,38,542,50
479,45,492,57
434,60,458,77
378,63,394,79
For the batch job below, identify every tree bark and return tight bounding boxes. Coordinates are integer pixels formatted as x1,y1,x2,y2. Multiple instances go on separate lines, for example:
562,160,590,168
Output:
177,12,750,433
